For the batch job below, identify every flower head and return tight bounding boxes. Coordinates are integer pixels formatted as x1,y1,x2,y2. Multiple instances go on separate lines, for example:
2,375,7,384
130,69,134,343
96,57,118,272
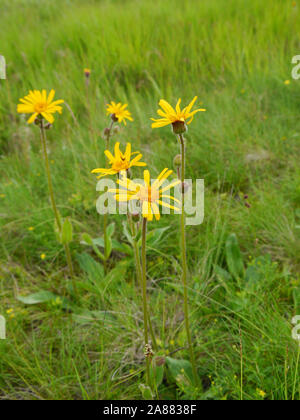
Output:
256,389,266,399
17,89,64,124
110,168,181,222
106,101,133,125
91,142,146,179
84,68,91,77
151,96,206,131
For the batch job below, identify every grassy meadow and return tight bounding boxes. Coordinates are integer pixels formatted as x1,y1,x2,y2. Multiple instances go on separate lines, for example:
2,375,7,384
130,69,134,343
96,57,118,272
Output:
1,0,300,400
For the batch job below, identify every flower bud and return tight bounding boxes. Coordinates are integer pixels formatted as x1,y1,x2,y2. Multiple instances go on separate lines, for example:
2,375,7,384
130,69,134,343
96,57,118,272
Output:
44,123,52,130
173,154,182,168
130,212,140,223
172,120,187,135
103,127,111,137
84,68,91,78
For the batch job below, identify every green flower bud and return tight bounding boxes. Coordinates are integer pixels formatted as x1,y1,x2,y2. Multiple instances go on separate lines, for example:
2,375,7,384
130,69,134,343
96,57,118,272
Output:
173,154,182,168
172,120,187,135
130,212,140,223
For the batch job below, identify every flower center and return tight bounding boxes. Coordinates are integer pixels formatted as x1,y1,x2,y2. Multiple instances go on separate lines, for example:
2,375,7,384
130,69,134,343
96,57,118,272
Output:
112,158,130,171
138,186,159,203
34,102,48,113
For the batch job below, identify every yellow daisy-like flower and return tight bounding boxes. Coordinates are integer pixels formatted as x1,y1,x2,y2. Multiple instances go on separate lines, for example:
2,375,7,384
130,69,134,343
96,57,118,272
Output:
106,101,133,125
91,142,146,179
151,96,206,130
17,89,64,124
110,169,181,222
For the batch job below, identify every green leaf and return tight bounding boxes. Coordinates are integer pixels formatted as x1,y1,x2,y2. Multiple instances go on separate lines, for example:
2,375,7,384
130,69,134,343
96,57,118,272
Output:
139,384,153,400
72,309,116,325
225,233,244,280
107,223,115,238
215,265,232,293
81,235,105,261
76,252,105,282
150,358,165,388
138,226,170,247
17,291,58,305
105,234,112,260
92,237,104,247
166,357,194,386
61,218,73,244
122,221,134,246
81,232,93,246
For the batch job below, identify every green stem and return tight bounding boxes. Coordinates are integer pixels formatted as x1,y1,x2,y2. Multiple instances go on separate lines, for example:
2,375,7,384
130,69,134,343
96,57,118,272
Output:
40,121,61,231
179,133,198,387
39,121,76,294
141,217,151,388
292,344,300,400
128,215,158,352
103,121,114,272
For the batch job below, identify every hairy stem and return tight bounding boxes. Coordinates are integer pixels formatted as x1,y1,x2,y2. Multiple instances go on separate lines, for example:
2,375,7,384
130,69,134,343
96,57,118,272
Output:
141,217,151,388
103,120,114,272
179,133,199,387
40,121,76,294
128,215,157,352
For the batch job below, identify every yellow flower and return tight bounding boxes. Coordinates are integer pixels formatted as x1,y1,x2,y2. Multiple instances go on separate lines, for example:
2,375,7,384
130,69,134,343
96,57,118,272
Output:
6,308,15,319
109,169,180,222
256,389,266,398
84,68,91,76
284,80,291,85
91,142,146,179
17,89,64,124
40,253,46,260
106,101,133,125
151,96,206,129
28,227,35,231
0,194,5,198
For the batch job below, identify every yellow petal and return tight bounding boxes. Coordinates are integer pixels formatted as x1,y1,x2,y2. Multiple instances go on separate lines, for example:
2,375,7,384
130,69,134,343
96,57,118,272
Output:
114,142,121,159
151,203,161,221
41,112,54,124
184,96,198,114
159,99,175,115
160,194,181,204
27,112,38,124
47,89,55,104
104,150,116,163
144,170,151,187
175,98,182,114
157,200,180,211
151,119,171,128
160,179,181,193
124,143,131,161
